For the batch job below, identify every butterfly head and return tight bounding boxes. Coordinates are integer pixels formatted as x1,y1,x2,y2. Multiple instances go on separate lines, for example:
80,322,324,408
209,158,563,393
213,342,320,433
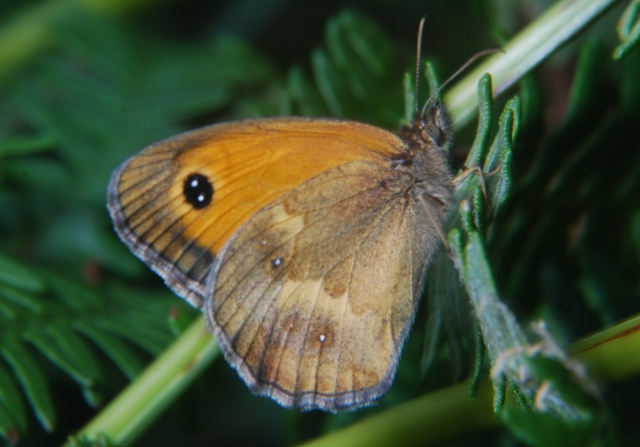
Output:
415,99,453,151
398,98,453,158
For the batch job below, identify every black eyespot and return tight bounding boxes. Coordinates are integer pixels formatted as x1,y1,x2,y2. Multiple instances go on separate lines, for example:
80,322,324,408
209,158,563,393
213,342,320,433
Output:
183,173,213,209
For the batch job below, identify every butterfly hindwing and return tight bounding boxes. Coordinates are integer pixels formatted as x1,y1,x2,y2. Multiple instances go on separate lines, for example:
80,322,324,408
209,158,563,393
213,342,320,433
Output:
205,160,439,411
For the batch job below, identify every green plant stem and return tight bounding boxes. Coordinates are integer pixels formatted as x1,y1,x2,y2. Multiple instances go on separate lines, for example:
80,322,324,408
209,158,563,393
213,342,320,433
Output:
293,311,640,447
445,0,622,128
569,313,640,381
63,272,640,447
301,378,497,447
65,316,218,446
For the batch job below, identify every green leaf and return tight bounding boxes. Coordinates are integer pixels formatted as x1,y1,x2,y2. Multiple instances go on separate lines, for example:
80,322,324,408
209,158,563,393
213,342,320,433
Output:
311,48,348,117
0,361,27,433
73,322,144,381
613,0,640,59
0,402,21,446
465,74,494,167
0,135,57,157
1,339,55,432
0,283,43,315
43,273,101,310
485,96,519,222
93,318,167,356
66,432,114,447
304,11,403,127
46,324,103,389
281,66,329,116
22,330,94,387
167,307,196,338
0,252,45,293
402,72,415,126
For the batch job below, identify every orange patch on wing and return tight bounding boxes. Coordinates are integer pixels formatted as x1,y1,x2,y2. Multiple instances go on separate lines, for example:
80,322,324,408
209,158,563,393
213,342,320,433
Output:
170,118,405,252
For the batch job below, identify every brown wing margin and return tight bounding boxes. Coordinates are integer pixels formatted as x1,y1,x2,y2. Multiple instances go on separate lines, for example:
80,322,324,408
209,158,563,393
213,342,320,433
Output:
107,157,212,309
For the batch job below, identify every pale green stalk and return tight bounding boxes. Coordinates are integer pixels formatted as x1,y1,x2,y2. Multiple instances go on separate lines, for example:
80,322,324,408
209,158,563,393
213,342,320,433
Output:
300,378,497,447
65,317,219,446
445,0,622,129
570,314,640,381
294,312,640,447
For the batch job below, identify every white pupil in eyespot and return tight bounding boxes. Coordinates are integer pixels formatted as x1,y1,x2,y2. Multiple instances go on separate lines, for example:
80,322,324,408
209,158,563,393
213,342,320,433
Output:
191,179,198,187
197,194,205,202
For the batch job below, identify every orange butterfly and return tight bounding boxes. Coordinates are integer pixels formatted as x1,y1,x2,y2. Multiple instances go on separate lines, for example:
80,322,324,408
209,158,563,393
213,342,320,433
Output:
107,107,454,411
107,20,455,411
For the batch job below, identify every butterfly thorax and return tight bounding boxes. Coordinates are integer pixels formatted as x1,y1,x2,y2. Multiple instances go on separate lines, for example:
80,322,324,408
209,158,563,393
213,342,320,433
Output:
391,102,455,209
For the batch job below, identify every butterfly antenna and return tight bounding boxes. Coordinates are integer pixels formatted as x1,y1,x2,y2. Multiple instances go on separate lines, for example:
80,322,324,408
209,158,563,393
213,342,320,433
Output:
420,48,503,118
414,16,427,117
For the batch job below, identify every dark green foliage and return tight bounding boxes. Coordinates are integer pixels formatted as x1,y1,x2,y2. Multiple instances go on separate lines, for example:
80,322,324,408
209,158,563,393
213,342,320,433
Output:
493,35,640,342
281,10,405,126
1,1,639,446
614,0,640,60
0,4,277,445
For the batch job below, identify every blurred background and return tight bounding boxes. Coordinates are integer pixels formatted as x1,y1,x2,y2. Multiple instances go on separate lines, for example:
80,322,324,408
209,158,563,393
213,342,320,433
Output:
1,0,639,446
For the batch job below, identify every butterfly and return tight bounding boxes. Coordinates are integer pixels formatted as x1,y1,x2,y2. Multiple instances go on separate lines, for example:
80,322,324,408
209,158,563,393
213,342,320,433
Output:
107,23,456,412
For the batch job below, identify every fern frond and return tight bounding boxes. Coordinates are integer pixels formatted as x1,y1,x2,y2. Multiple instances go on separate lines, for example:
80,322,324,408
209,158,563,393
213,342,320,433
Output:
0,5,277,444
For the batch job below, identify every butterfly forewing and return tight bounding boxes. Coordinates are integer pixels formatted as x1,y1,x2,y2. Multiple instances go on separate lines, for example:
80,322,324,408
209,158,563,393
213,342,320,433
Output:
107,118,405,309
